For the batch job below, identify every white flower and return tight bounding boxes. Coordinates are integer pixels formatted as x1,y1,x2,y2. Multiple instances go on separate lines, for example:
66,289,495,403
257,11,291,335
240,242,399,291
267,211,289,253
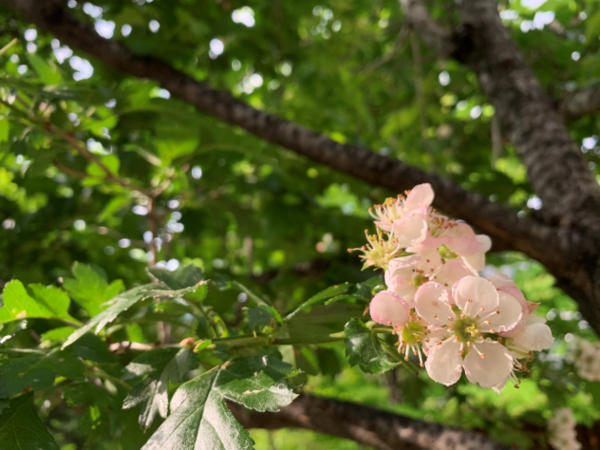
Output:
415,276,522,388
572,338,600,382
548,408,581,450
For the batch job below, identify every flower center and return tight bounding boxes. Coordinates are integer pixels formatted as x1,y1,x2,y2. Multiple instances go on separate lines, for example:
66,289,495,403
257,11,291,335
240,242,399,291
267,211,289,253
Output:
438,245,458,260
401,321,424,345
453,317,479,343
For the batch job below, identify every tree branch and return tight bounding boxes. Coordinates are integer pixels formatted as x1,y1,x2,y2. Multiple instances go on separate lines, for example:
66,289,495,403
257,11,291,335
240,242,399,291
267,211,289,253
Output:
229,394,513,450
0,0,570,257
559,85,600,119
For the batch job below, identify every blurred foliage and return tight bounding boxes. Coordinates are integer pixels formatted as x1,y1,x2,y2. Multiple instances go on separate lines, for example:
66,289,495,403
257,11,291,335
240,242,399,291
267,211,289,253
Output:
0,0,599,448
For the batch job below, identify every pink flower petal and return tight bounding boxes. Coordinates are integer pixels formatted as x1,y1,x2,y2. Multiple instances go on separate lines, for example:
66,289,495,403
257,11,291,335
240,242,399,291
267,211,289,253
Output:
481,291,523,334
369,291,410,327
425,338,463,386
463,341,513,389
453,276,499,313
391,217,428,248
414,282,454,326
404,183,434,211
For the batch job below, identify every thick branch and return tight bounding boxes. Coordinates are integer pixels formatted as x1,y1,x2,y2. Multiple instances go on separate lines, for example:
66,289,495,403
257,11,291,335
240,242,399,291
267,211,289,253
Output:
559,85,600,119
1,0,572,264
229,394,513,450
399,0,455,57
457,0,600,232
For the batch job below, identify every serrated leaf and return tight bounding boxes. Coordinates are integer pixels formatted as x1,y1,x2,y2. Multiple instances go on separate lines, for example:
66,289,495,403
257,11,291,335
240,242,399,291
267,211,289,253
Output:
63,263,125,317
122,348,197,430
215,356,298,412
284,282,352,320
344,318,397,374
62,282,209,348
0,281,77,324
0,393,60,450
142,356,297,450
0,348,85,397
148,264,204,290
61,284,151,349
28,284,78,322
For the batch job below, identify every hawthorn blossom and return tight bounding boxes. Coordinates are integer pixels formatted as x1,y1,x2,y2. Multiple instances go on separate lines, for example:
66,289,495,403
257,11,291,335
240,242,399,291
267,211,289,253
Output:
415,276,522,388
547,408,581,450
355,183,554,391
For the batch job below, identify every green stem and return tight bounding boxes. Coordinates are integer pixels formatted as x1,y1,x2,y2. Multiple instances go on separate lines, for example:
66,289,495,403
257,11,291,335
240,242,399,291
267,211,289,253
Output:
58,317,83,327
371,326,394,334
0,38,18,57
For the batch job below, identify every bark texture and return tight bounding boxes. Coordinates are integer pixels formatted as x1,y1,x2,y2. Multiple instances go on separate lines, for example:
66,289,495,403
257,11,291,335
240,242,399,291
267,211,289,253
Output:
560,85,600,119
229,394,512,450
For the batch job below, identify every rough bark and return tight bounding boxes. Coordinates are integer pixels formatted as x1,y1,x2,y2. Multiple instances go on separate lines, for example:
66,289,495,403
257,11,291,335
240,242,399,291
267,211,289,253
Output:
454,0,600,233
229,394,512,450
560,85,600,119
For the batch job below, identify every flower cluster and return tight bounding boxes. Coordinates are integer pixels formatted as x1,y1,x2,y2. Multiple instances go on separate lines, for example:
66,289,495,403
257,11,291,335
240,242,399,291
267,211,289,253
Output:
570,338,600,382
547,408,581,450
352,183,554,392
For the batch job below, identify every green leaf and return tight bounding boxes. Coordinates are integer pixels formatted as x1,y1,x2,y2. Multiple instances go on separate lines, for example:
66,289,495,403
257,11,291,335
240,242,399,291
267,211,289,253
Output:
0,393,60,450
0,281,77,324
28,54,62,85
0,280,43,322
28,284,78,322
40,326,76,342
142,356,297,450
148,263,204,290
284,282,352,321
62,263,125,317
0,348,85,397
61,284,151,349
62,281,209,348
248,305,281,332
122,348,197,430
344,318,397,374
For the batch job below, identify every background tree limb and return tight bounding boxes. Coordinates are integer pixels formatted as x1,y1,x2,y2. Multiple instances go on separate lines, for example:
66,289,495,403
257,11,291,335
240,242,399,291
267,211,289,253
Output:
229,394,513,450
